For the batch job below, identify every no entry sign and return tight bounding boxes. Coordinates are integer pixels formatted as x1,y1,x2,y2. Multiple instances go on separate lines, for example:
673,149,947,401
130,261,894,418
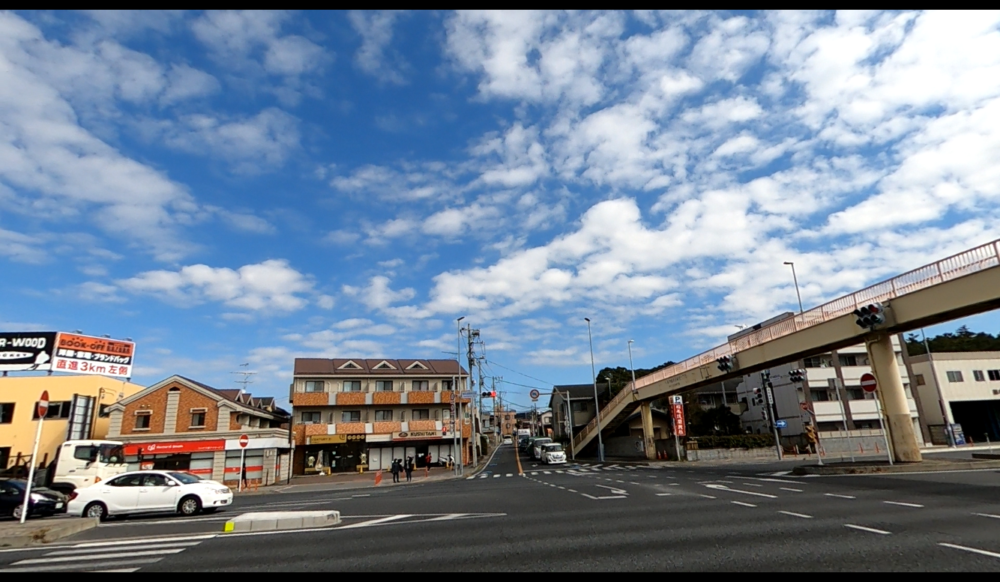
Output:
37,390,49,419
239,434,249,448
861,373,878,393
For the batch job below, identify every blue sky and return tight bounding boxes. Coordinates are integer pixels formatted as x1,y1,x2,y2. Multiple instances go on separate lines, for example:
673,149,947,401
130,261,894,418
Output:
2,10,1000,414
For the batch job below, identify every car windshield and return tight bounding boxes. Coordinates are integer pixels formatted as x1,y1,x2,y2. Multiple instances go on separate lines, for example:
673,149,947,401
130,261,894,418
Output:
100,444,125,464
167,472,202,484
544,444,563,451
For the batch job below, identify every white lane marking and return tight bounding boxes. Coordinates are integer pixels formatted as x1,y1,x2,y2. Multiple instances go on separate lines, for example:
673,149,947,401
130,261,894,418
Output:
699,494,716,499
656,493,672,496
780,487,803,492
741,483,763,487
335,514,413,529
466,476,475,480
352,494,370,498
13,549,186,565
844,524,891,535
974,513,1000,520
45,541,202,556
556,470,564,473
543,471,551,475
0,558,164,573
825,493,856,499
704,484,777,498
58,533,218,549
735,476,803,484
421,514,473,522
568,489,577,493
596,484,628,495
668,483,680,486
884,501,923,508
718,480,734,484
732,501,756,507
494,475,501,478
778,511,813,519
581,494,627,500
558,486,565,490
616,480,625,483
95,568,143,572
940,542,1000,560
630,482,641,485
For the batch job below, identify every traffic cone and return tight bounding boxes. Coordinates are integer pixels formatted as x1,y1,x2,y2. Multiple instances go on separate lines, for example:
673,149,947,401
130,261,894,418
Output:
374,470,382,486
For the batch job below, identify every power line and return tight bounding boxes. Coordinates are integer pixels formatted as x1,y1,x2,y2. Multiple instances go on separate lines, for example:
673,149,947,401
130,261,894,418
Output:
486,359,554,386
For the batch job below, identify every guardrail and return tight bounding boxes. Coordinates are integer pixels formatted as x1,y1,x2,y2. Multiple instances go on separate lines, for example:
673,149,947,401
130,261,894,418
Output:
574,238,1000,450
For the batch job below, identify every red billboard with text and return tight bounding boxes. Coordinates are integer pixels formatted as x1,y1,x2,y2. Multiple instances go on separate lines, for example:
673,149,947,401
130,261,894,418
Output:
52,332,135,379
124,440,226,456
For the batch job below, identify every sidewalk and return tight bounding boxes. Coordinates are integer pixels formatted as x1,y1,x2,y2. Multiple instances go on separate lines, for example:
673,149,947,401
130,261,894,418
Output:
237,461,491,496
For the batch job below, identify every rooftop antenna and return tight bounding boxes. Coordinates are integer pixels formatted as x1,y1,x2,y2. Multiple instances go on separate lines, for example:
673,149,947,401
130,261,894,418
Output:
232,363,256,394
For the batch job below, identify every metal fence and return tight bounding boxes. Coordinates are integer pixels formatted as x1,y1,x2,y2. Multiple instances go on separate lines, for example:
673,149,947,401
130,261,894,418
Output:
574,238,1000,450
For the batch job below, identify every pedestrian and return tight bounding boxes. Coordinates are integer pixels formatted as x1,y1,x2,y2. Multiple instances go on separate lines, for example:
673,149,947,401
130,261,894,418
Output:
391,458,400,483
405,456,414,482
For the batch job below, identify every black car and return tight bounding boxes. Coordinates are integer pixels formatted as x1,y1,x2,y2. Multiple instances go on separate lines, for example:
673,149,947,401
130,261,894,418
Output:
0,479,68,520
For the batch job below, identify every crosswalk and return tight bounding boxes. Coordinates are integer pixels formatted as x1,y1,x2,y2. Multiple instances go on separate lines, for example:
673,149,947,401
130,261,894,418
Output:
0,535,214,572
466,464,644,479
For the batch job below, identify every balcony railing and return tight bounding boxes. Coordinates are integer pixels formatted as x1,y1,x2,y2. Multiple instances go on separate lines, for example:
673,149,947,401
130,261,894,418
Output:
575,238,1000,449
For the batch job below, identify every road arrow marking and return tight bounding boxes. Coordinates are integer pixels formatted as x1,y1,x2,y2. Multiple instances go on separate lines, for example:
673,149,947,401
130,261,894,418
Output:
596,484,628,495
581,494,627,500
704,484,777,498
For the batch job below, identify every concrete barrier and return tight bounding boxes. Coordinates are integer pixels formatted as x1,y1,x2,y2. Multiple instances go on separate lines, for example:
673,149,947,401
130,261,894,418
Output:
223,510,341,533
0,517,100,548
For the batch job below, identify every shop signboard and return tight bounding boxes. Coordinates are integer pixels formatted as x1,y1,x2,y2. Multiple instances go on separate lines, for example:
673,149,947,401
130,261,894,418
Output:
51,332,135,378
0,332,57,372
392,430,444,441
124,439,226,456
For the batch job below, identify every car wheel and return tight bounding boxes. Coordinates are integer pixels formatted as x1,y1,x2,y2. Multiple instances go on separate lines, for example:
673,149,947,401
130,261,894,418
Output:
84,502,108,521
12,505,24,520
178,495,202,516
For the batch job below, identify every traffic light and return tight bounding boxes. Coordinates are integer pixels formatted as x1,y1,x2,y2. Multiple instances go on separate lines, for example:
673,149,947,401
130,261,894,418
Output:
752,387,763,406
717,356,733,372
482,391,495,399
853,302,885,329
789,369,805,383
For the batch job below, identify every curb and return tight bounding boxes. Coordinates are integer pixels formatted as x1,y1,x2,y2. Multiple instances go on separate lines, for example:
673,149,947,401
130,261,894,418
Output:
0,517,99,548
223,510,341,533
791,459,1000,475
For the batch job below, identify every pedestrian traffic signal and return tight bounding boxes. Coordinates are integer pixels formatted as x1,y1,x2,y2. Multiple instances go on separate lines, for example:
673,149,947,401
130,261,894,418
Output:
789,369,806,383
853,302,885,329
717,356,733,372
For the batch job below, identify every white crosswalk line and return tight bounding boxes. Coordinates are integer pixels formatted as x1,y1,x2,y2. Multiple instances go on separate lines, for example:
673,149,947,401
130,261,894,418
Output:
46,541,202,556
506,473,513,477
0,558,165,573
543,471,551,474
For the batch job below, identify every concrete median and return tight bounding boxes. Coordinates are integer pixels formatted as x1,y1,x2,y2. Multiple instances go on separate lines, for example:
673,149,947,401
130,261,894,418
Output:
223,510,342,533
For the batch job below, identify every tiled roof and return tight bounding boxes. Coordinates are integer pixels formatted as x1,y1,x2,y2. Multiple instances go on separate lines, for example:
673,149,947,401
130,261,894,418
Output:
175,376,287,418
294,358,468,376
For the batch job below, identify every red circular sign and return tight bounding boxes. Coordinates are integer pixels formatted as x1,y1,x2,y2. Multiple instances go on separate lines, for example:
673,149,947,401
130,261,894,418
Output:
861,373,878,393
37,390,49,419
239,434,249,448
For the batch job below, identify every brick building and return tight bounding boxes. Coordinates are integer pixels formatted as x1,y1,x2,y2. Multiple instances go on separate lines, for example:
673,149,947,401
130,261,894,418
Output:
106,375,291,486
291,358,470,474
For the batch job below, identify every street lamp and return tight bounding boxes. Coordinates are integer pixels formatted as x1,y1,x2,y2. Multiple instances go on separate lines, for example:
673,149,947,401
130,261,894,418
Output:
783,262,805,315
627,340,638,392
584,318,604,462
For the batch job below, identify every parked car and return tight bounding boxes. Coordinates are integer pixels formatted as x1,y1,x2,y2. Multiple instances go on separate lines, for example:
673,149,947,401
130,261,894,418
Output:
66,470,233,521
520,437,537,453
0,479,67,520
540,443,567,465
532,438,553,460
502,436,513,445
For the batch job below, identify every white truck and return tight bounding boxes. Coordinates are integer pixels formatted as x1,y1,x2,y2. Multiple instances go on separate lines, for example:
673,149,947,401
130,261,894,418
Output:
41,440,129,495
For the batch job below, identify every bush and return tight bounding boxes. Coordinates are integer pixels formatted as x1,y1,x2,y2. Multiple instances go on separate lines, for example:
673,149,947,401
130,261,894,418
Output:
689,434,775,450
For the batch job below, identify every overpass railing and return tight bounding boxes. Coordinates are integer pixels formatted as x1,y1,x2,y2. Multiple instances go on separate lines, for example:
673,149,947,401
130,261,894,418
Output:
574,238,1000,451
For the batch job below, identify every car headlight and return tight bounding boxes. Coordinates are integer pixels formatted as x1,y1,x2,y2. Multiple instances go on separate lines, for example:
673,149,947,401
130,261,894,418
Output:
30,493,46,502
215,488,231,495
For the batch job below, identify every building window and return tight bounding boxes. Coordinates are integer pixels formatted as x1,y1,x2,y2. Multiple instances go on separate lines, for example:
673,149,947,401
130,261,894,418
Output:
838,355,858,367
304,381,324,393
810,390,830,402
376,380,393,392
342,411,361,423
442,380,453,391
343,381,361,392
974,370,986,382
846,388,865,400
989,370,1000,381
915,374,925,386
571,401,587,412
803,357,824,368
946,371,964,383
301,411,321,424
33,401,72,420
413,409,430,420
374,410,393,421
443,408,451,420
190,409,207,428
412,380,430,392
0,403,13,424
134,411,151,430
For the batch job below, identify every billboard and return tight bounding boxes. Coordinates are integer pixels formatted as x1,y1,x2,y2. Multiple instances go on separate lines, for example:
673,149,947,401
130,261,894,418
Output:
52,332,135,379
0,332,57,371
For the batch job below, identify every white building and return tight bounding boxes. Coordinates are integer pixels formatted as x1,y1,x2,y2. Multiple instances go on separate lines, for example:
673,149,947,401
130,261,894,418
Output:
736,335,925,447
909,351,1000,445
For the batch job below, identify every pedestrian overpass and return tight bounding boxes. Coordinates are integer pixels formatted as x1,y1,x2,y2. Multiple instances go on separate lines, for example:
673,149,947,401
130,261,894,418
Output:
572,239,1000,462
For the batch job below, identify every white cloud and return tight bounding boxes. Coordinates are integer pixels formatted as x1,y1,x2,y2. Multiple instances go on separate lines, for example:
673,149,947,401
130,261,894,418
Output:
342,276,416,311
118,259,314,311
317,295,335,309
160,64,221,105
349,10,409,85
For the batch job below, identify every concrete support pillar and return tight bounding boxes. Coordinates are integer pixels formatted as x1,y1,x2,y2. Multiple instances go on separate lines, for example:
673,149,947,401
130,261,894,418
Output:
640,402,656,460
867,333,922,463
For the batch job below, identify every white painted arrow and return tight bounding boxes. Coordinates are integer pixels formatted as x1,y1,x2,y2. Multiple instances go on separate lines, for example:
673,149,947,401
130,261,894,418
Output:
704,483,777,498
596,484,628,495
581,494,628,500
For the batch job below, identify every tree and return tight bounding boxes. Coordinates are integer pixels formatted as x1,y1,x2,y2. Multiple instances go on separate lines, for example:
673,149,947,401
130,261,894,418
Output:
905,327,1000,356
595,361,676,402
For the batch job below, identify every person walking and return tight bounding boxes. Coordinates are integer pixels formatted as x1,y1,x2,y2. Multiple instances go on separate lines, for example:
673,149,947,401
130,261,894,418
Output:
404,456,414,482
390,458,400,483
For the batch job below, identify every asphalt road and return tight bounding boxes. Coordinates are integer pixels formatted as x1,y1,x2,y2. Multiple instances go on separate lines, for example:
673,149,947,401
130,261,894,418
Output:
3,444,1000,571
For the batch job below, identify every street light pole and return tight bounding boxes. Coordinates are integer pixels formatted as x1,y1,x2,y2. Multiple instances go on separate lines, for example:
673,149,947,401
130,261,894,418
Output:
585,318,604,463
784,261,805,315
627,340,638,393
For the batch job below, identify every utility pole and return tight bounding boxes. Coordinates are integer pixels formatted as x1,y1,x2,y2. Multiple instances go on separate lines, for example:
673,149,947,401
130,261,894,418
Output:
466,323,479,467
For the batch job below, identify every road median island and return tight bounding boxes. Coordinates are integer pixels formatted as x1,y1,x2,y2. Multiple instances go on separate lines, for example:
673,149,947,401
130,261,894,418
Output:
222,510,341,533
0,517,99,548
792,457,1000,475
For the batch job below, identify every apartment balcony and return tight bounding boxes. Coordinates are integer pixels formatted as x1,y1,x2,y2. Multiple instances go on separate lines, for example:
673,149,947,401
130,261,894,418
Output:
813,398,918,424
292,420,472,445
292,390,464,407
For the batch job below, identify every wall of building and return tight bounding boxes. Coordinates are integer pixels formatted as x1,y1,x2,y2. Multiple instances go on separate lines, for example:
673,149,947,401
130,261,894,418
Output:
0,375,145,469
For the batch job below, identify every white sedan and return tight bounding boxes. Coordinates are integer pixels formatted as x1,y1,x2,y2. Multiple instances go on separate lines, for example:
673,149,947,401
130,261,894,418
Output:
67,470,233,521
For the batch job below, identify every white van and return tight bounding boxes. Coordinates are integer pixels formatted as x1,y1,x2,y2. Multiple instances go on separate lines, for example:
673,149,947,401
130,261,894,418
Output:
43,440,129,495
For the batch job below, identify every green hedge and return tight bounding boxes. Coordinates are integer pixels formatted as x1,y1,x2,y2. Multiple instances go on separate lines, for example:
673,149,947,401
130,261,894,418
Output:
689,434,775,449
